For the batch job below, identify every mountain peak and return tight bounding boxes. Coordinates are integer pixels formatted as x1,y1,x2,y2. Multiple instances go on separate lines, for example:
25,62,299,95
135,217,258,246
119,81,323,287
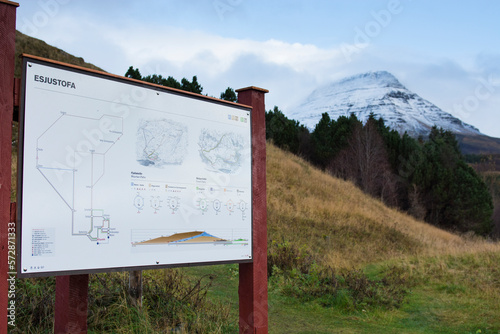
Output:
288,71,480,137
337,71,405,89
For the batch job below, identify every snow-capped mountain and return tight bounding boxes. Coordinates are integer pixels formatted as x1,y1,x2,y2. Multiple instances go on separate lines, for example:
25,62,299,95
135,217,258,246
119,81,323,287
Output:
288,71,481,137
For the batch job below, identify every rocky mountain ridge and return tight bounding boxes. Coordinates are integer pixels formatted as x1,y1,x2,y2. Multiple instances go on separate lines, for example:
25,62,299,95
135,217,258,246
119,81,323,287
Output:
288,71,481,138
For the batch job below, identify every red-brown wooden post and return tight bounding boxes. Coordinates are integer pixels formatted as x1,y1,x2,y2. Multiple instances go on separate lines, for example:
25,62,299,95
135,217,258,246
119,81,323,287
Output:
236,86,269,333
0,1,19,332
55,275,89,334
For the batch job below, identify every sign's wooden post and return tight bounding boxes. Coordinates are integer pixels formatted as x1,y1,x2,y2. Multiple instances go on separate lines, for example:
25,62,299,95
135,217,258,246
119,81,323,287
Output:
55,274,89,334
129,270,143,307
236,86,269,334
0,1,19,332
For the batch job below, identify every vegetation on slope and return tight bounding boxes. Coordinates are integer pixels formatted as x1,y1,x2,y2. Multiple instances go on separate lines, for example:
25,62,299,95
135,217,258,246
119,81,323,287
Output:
265,144,500,332
266,108,494,236
483,171,500,237
465,154,500,237
14,143,500,333
456,133,500,156
11,32,500,333
14,30,103,78
266,143,497,269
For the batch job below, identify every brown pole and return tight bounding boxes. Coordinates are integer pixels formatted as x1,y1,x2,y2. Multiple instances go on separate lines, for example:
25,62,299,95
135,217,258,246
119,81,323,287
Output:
129,270,143,308
55,275,89,334
0,1,19,332
236,86,269,334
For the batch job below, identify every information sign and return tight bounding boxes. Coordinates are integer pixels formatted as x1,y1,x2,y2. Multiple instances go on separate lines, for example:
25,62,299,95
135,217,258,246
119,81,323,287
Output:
18,56,253,277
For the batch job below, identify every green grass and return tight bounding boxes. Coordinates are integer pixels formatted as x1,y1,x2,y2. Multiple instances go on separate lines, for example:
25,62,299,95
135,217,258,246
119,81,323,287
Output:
183,264,240,332
183,253,500,334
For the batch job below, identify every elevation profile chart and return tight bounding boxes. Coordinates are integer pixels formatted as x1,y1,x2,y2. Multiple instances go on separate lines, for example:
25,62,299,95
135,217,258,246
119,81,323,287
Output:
18,56,253,277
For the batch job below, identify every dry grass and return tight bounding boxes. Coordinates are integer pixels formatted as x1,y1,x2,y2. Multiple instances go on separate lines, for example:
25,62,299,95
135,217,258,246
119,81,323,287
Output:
14,30,104,78
266,143,500,269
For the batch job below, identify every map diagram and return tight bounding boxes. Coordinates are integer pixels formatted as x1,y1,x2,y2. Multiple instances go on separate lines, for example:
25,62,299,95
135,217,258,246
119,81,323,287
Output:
136,118,188,167
198,129,246,174
35,112,123,244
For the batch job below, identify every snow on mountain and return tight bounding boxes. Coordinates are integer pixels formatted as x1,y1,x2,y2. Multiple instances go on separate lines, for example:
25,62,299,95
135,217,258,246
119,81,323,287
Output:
287,71,481,137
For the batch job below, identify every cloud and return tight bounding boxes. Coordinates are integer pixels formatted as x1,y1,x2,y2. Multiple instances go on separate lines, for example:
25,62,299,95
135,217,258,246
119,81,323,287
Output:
475,52,500,78
200,53,319,110
18,8,500,138
81,20,356,111
102,24,348,78
402,56,500,138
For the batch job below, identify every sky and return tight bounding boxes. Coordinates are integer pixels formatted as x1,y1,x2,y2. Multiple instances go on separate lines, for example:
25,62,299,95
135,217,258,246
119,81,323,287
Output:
14,0,500,137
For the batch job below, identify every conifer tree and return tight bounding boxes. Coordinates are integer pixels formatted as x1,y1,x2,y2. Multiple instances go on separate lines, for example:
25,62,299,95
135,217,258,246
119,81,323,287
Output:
220,87,237,102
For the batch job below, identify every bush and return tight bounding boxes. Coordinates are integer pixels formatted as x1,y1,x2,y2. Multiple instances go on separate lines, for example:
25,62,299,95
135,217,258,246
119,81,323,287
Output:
267,240,314,277
13,277,55,333
14,270,233,333
269,255,413,311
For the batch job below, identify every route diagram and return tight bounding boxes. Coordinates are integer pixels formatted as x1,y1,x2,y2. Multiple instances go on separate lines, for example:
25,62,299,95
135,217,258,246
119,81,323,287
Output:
198,129,245,174
35,112,123,244
136,118,188,168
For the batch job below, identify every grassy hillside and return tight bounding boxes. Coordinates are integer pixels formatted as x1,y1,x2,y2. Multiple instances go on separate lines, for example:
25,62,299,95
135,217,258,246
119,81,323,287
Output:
14,30,104,78
266,144,500,333
11,32,500,333
15,143,500,333
266,143,497,268
186,144,500,333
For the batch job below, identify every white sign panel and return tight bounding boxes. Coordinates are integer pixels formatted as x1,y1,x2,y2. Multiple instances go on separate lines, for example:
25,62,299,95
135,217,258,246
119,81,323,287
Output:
18,57,252,276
